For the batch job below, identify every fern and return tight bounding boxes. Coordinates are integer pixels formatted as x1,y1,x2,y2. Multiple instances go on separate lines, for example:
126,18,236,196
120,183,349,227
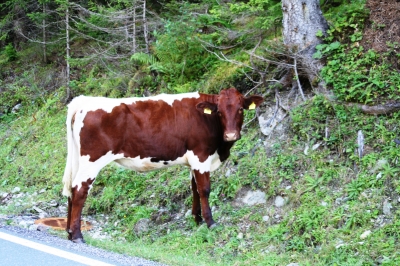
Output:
130,52,169,74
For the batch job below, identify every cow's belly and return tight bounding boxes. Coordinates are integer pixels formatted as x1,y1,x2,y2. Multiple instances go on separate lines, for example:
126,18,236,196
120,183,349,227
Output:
115,155,189,172
114,150,222,173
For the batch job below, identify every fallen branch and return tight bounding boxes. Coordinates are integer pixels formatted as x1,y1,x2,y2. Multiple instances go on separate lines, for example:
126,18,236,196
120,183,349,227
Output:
348,102,400,115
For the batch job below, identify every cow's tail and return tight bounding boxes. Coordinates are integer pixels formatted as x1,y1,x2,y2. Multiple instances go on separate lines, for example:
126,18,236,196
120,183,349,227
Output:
62,97,81,198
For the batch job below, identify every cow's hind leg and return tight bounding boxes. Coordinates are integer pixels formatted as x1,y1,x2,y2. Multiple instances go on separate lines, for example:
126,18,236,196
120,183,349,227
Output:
191,171,202,224
69,177,95,243
66,197,72,240
193,170,215,228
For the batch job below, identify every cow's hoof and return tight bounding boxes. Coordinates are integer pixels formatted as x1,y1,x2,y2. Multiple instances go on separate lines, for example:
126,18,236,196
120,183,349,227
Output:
209,223,220,230
72,238,85,244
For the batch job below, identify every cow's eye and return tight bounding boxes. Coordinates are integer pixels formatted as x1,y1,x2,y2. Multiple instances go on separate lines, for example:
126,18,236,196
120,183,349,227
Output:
238,108,243,113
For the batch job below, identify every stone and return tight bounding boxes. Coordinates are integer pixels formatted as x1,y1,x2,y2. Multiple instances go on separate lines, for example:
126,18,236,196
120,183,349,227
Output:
360,230,371,239
274,196,285,208
370,159,388,174
383,200,392,216
262,215,270,222
134,218,150,235
185,210,192,218
225,168,231,177
12,187,20,193
242,190,266,206
312,142,322,150
257,107,286,136
37,223,49,232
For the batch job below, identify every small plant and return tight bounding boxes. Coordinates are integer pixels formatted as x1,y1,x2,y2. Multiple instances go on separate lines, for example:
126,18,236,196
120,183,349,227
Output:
4,43,17,61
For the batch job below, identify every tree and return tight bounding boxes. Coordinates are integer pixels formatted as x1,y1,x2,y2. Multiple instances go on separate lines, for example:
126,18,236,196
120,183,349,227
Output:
281,0,328,92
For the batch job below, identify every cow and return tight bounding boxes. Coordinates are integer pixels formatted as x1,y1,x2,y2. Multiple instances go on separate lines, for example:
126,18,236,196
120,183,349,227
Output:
62,88,263,243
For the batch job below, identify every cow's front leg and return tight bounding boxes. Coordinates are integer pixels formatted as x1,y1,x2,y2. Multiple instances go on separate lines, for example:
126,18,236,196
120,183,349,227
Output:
193,170,215,228
191,173,202,224
69,179,93,243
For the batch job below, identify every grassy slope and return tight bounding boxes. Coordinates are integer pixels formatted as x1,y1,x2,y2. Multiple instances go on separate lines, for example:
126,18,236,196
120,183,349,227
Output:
1,2,400,266
1,92,400,265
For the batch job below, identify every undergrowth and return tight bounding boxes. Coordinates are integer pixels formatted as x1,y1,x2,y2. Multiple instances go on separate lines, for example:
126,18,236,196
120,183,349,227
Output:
1,0,400,265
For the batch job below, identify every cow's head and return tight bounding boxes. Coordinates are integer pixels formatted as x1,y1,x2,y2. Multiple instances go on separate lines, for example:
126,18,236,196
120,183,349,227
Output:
197,88,264,142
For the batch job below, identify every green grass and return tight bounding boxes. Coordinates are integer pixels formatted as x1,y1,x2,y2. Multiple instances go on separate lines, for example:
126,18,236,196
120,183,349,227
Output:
1,92,400,265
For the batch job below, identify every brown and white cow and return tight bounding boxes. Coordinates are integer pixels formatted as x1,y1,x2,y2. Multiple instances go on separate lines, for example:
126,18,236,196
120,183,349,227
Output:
62,88,263,243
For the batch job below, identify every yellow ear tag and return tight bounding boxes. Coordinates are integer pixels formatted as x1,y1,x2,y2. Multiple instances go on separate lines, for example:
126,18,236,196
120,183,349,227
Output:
249,102,256,110
204,108,212,114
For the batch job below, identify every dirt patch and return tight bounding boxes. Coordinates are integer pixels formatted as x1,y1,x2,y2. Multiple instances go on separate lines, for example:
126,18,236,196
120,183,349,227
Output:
361,0,400,57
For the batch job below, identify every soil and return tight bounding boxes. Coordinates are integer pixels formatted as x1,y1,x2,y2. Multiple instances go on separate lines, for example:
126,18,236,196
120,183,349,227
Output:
361,0,400,58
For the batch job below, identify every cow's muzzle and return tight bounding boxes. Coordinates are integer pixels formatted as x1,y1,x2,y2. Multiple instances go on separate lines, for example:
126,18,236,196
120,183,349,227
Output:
224,132,239,142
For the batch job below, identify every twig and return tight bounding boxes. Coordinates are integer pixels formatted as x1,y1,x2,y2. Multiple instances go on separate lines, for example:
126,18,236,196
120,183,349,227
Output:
293,56,306,101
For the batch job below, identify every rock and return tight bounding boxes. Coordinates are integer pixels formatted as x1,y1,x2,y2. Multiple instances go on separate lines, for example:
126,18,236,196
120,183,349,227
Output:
19,220,34,228
134,218,150,235
37,223,49,232
225,168,232,177
360,230,371,239
38,188,46,194
312,142,322,150
304,145,309,155
48,200,58,207
184,209,192,218
242,190,266,206
274,196,285,208
258,107,286,136
237,232,243,239
383,200,392,216
58,206,67,214
12,104,22,113
370,159,388,174
12,187,21,193
287,263,300,266
321,201,328,207
29,224,39,231
262,215,270,222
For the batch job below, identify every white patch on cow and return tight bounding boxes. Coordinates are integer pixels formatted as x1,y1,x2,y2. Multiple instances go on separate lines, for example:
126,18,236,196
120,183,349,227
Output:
72,151,124,192
186,150,222,174
71,92,200,114
70,148,222,193
114,150,221,174
115,156,189,172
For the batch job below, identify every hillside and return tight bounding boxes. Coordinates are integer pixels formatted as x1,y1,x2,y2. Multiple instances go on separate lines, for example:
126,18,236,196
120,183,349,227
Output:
1,0,400,265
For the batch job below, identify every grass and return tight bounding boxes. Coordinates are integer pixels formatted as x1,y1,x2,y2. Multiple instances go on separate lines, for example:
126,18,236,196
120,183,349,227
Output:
1,92,400,265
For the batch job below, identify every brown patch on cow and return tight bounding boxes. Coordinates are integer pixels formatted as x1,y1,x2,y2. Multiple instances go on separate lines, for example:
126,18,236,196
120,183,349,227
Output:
80,98,222,163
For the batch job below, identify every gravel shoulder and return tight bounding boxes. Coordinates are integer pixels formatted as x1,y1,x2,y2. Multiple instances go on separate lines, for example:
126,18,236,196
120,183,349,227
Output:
0,220,167,266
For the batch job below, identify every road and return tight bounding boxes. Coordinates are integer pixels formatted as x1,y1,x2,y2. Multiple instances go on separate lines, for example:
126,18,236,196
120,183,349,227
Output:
0,225,166,266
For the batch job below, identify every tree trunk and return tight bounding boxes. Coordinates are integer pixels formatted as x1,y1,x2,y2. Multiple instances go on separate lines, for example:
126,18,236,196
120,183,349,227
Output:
42,2,47,64
282,0,328,91
65,1,71,102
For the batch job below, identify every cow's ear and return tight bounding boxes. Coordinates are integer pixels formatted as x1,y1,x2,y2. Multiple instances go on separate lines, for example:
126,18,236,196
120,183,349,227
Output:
243,95,264,110
196,102,218,115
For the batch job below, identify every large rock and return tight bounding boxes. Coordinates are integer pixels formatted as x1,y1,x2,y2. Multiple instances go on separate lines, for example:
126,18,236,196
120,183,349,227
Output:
134,218,151,235
242,190,266,206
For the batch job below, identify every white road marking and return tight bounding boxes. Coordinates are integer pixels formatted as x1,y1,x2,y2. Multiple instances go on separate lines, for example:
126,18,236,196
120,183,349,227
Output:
0,231,114,266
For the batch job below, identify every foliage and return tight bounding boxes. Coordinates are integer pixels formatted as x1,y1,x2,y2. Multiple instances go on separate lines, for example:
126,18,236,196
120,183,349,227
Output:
2,0,400,265
315,3,400,104
3,43,17,61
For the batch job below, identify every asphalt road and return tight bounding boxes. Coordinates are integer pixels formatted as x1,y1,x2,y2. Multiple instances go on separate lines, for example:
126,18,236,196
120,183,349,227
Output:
0,225,166,266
